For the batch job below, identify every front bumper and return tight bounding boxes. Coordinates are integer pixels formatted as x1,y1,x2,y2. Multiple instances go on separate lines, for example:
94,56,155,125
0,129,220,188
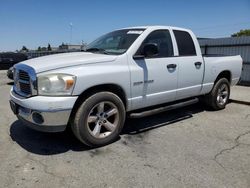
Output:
10,88,78,132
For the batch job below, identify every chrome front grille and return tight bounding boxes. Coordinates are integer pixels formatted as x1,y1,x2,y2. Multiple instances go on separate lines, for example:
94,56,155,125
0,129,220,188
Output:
19,80,31,95
19,70,30,81
13,64,37,97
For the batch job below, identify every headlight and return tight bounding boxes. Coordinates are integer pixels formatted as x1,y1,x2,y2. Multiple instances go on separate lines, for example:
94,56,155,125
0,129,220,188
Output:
37,74,76,96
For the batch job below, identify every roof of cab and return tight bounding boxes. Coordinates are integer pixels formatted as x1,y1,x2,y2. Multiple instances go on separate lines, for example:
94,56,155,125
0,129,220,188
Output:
122,25,190,31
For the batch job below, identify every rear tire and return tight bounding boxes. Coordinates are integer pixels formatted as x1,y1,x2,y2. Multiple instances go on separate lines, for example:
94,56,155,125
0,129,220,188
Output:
204,78,230,110
71,92,125,147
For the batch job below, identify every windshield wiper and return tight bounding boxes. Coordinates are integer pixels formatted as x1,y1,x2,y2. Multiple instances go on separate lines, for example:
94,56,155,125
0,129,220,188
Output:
85,48,109,54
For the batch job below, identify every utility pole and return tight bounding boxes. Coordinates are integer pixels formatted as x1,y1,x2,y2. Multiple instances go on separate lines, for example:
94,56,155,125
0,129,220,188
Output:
70,23,73,44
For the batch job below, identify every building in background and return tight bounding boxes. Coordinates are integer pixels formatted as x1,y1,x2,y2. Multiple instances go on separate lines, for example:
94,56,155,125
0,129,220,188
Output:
199,36,250,85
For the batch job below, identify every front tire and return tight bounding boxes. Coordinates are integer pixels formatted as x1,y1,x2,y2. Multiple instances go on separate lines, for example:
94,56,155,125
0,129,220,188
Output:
71,92,125,147
205,78,230,110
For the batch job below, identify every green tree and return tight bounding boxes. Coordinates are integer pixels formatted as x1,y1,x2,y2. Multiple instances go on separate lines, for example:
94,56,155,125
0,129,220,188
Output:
231,29,250,37
37,46,41,51
47,43,52,51
21,46,28,52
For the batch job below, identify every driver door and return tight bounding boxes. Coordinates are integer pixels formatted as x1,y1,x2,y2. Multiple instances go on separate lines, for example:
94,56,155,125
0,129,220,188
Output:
129,30,178,109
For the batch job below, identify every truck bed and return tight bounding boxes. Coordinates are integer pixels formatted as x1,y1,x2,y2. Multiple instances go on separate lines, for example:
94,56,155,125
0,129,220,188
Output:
203,55,242,86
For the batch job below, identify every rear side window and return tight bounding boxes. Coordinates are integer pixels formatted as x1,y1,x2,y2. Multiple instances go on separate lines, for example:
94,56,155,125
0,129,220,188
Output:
173,30,196,56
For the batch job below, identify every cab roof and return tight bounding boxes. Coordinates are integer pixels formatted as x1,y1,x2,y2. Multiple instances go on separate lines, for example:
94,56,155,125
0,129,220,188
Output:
121,25,191,32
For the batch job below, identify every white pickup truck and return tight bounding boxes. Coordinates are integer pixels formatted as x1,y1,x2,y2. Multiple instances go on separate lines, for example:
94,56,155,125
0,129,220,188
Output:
10,26,242,147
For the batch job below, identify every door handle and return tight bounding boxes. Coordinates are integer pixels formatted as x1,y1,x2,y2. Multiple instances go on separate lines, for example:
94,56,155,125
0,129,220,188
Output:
167,64,177,69
194,62,202,66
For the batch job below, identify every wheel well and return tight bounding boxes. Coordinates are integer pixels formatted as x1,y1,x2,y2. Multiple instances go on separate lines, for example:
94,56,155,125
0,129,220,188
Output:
215,71,231,84
69,84,127,124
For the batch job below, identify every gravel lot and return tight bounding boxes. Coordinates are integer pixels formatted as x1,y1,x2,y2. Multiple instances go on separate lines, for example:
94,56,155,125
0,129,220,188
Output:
0,70,249,188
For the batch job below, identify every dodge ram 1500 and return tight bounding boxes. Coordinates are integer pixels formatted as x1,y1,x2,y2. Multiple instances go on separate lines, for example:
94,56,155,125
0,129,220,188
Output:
10,26,242,147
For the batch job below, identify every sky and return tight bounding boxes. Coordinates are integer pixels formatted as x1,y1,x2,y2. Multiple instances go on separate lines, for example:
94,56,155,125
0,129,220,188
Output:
0,0,250,52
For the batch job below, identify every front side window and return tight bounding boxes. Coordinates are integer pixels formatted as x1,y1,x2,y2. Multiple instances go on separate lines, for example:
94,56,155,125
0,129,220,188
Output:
173,30,196,56
86,29,145,55
137,30,174,58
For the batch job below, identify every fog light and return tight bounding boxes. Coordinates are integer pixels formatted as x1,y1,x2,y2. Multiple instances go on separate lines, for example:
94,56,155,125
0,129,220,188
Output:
32,112,44,124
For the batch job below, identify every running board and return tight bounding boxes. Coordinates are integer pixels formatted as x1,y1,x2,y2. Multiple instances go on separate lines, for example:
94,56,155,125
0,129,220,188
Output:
128,98,199,118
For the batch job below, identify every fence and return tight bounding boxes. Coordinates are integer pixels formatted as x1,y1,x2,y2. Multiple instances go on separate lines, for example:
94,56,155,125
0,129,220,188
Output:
199,36,250,85
26,49,81,59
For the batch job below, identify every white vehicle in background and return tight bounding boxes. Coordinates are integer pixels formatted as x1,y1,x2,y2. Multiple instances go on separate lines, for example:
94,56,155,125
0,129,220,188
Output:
10,26,242,147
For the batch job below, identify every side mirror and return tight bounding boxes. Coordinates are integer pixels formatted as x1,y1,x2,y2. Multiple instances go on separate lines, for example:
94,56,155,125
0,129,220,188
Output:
133,43,159,60
143,43,159,57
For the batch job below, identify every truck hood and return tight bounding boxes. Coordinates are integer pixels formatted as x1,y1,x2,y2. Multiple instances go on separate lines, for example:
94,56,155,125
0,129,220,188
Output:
19,52,117,73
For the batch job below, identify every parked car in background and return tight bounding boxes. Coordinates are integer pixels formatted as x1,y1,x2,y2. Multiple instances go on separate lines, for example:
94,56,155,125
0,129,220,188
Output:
7,67,14,80
0,52,28,70
10,26,242,147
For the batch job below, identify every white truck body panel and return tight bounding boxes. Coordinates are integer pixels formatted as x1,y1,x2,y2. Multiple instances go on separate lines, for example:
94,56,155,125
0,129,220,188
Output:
22,52,118,73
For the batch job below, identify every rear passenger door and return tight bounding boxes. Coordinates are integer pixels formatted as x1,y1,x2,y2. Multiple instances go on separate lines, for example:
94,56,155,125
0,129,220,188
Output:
173,30,204,100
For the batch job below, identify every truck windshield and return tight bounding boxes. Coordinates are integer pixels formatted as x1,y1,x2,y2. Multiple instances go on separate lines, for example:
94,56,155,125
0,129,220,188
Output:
86,29,145,55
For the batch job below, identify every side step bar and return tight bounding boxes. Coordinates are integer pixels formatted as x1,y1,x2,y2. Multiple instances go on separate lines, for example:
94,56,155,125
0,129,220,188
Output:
129,98,199,118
